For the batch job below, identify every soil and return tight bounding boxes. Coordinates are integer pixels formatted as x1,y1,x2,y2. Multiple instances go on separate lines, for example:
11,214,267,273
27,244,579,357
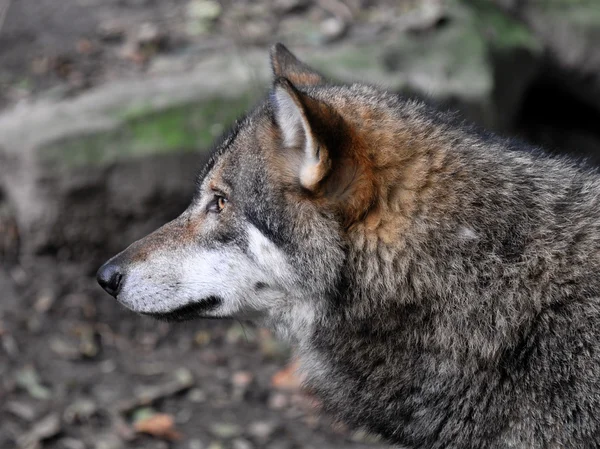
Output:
0,257,390,449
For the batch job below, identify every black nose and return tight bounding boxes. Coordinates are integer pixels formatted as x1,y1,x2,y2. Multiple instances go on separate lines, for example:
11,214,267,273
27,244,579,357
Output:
96,262,123,297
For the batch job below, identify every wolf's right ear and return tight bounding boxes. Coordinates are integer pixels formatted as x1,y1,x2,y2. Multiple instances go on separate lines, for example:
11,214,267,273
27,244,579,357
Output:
270,43,324,86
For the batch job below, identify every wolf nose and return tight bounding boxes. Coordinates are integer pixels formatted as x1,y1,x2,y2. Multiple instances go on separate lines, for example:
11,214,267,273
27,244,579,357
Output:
96,262,123,297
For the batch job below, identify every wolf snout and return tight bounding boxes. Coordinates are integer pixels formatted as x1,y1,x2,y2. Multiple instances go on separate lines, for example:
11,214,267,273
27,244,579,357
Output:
97,260,124,297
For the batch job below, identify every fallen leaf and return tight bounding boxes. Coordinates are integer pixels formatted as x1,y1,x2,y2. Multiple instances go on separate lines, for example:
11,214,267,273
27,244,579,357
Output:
134,413,182,440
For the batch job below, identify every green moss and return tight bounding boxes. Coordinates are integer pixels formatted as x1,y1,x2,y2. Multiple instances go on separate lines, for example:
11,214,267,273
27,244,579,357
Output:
312,45,382,71
466,0,541,52
43,93,257,169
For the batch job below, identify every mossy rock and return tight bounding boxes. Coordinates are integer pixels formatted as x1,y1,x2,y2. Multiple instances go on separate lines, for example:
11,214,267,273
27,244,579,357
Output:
43,94,256,170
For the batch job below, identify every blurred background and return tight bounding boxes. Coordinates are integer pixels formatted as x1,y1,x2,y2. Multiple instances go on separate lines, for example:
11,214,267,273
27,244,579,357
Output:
1,0,599,448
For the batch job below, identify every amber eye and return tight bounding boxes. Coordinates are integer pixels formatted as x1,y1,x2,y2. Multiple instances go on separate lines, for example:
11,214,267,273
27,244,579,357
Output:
217,196,227,212
208,195,228,213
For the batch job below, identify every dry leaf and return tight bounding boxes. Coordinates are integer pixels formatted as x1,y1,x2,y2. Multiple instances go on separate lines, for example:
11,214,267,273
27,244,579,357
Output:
134,413,182,440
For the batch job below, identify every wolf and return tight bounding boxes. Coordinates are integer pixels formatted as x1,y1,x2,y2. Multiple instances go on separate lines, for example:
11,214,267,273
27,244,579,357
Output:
97,44,600,448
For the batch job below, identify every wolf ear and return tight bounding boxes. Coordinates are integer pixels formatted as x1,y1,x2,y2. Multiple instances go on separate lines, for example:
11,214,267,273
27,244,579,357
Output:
271,77,334,191
270,77,377,226
270,43,324,86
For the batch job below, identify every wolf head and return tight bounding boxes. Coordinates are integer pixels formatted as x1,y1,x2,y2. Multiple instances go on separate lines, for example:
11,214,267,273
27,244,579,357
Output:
97,43,425,329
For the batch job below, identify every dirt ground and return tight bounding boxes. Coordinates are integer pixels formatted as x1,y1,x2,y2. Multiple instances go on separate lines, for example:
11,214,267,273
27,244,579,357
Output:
0,257,389,449
0,1,396,448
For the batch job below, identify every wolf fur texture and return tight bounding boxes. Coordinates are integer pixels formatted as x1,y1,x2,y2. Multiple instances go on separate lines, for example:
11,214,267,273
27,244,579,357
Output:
98,44,600,448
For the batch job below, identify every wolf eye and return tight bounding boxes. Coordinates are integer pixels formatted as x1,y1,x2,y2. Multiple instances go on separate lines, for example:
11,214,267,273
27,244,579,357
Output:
208,195,228,213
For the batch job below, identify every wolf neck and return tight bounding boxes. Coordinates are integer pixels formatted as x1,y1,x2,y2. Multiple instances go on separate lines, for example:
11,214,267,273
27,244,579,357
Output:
316,105,546,363
338,107,464,303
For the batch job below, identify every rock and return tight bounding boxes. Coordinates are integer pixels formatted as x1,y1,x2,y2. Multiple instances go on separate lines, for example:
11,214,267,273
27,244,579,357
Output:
511,0,600,89
0,56,260,263
380,0,541,130
495,0,600,163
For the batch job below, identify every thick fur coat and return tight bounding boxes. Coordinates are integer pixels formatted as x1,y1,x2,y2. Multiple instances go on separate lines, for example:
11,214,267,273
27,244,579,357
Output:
98,44,600,448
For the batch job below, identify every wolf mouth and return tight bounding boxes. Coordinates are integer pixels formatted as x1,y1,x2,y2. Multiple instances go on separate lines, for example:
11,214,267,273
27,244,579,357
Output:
142,296,223,322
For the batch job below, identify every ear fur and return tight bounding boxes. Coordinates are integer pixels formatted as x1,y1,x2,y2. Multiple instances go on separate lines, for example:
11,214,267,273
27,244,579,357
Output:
271,77,331,191
270,43,324,86
269,76,377,228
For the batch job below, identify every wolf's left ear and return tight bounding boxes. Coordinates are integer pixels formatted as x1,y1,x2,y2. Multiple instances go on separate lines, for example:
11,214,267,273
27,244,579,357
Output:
270,77,377,225
270,77,336,191
270,43,324,86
